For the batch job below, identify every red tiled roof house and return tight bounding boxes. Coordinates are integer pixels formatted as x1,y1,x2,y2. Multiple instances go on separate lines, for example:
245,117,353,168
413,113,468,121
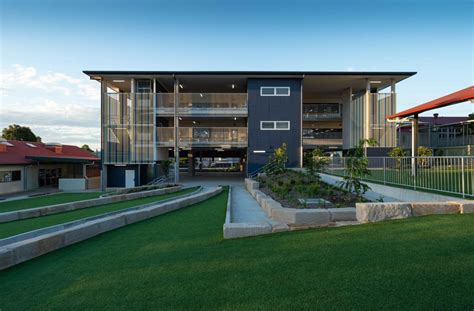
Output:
0,140,100,195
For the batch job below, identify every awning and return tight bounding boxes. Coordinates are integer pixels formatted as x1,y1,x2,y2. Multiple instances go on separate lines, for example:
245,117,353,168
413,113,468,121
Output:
387,86,474,120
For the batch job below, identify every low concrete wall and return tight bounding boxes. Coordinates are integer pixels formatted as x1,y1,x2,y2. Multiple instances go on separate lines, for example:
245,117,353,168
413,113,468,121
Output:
356,201,469,223
245,178,356,227
0,185,183,223
0,186,221,270
58,178,86,191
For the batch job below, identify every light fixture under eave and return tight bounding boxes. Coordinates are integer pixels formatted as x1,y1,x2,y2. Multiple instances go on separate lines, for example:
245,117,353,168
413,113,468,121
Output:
192,121,196,124
370,81,382,84
233,117,237,121
113,79,125,83
231,84,235,89
179,84,183,89
178,117,182,120
200,93,203,97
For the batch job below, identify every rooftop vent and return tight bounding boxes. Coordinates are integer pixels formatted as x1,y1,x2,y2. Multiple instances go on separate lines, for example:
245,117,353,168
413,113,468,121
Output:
25,143,37,148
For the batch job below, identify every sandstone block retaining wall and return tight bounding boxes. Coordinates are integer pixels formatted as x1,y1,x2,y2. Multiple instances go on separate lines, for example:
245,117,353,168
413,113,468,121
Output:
245,178,356,227
356,201,471,223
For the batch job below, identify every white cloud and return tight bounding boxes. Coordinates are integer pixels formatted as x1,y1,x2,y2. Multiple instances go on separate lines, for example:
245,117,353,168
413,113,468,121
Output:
0,64,99,99
0,65,101,149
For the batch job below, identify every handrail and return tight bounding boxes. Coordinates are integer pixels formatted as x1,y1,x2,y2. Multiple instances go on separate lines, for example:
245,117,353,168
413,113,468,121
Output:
248,160,281,179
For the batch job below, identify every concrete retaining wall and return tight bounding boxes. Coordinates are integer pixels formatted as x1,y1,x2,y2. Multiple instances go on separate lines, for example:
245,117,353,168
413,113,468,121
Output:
245,178,356,227
0,186,221,270
0,185,183,223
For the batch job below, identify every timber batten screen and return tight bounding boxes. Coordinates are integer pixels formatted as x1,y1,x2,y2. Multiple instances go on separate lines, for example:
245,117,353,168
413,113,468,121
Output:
350,93,396,148
102,93,154,164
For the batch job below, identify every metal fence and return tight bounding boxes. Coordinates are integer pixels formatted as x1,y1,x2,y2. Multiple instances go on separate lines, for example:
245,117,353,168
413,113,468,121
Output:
324,156,474,198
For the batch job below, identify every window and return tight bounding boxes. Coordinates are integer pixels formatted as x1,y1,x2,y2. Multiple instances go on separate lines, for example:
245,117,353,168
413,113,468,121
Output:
0,170,21,183
260,87,290,96
260,121,290,130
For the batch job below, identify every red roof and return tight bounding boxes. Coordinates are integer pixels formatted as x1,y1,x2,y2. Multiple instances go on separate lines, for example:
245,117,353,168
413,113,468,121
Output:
387,86,474,120
0,140,100,165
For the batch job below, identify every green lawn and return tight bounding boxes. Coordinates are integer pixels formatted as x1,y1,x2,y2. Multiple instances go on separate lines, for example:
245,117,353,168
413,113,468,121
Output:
0,192,104,212
0,187,198,239
1,188,473,310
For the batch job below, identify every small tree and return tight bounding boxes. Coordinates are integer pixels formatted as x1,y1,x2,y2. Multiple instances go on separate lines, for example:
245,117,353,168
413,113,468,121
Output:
312,148,329,173
338,138,377,198
160,160,172,179
2,124,41,142
271,143,288,173
417,146,433,167
388,146,406,169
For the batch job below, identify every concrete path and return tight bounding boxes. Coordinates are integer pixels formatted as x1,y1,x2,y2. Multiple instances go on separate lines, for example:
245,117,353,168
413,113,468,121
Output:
231,185,272,224
180,174,274,225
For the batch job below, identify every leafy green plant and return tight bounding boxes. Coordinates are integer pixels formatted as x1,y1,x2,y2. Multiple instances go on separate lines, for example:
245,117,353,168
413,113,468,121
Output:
160,160,172,179
417,146,433,167
272,143,288,173
388,146,407,169
338,139,377,199
304,148,329,175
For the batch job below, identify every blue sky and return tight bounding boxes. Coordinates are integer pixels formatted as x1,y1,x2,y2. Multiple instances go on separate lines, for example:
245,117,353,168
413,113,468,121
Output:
0,0,472,148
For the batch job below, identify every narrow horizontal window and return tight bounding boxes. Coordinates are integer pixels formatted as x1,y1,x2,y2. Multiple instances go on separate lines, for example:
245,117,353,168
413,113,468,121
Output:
275,121,290,130
260,86,290,96
260,121,290,130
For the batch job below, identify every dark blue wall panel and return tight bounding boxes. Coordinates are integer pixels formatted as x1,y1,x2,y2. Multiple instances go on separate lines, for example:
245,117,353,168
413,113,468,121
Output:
247,79,302,174
107,165,138,187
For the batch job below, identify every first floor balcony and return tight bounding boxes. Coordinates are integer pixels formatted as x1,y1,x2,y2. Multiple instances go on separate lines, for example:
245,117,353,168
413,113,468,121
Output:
156,127,247,148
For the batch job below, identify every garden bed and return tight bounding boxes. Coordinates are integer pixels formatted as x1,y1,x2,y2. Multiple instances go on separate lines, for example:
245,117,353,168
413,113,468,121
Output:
257,170,366,208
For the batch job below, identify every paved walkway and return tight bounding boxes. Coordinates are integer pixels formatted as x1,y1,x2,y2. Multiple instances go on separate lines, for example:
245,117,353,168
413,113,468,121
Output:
231,185,272,224
180,173,273,225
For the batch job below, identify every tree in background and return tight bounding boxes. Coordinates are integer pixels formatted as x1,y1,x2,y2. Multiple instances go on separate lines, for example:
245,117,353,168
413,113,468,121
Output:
304,148,329,176
1,124,41,142
417,146,433,167
388,146,407,169
81,144,94,153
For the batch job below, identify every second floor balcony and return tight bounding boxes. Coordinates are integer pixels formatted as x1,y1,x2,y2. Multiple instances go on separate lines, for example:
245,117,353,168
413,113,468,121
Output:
156,93,248,116
105,92,248,117
303,104,341,121
156,127,247,148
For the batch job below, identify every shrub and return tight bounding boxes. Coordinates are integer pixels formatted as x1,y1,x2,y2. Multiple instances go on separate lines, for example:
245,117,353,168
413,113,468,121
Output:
388,147,406,169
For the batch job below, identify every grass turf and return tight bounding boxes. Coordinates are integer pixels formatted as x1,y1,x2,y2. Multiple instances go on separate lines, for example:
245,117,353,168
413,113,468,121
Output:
0,192,104,212
0,188,473,310
0,187,198,239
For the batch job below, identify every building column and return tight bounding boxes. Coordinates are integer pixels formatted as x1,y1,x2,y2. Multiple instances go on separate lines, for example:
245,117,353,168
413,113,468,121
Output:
173,78,180,183
411,115,419,176
100,80,108,190
130,78,136,162
364,79,371,153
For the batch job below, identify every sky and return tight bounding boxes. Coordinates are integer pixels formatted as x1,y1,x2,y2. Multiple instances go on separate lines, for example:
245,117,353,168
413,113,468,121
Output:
0,0,473,150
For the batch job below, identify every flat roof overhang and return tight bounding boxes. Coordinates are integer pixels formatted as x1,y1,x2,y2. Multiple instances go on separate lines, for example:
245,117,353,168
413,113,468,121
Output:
84,70,416,94
26,156,97,164
387,86,474,120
